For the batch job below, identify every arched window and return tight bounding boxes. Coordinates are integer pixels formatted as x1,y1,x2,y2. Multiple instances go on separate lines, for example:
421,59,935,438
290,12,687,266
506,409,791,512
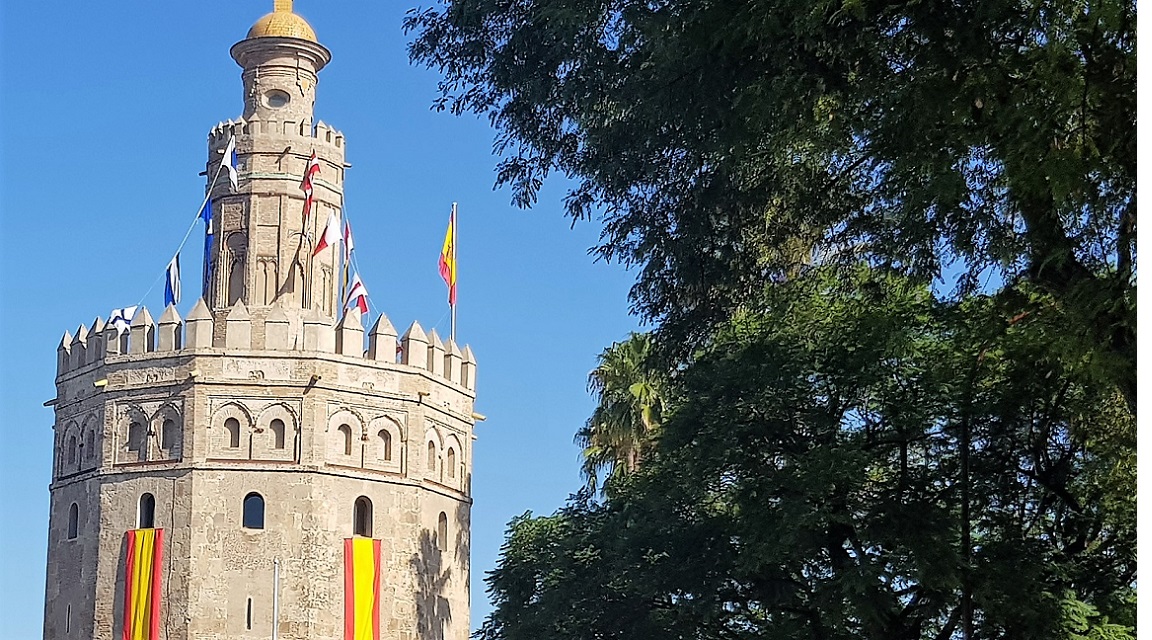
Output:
242,493,264,529
67,435,78,466
339,424,353,456
271,419,286,450
138,493,156,529
354,497,373,537
161,419,177,451
446,448,457,478
127,422,143,452
84,429,95,461
437,512,448,552
377,430,392,462
427,441,437,471
225,418,241,449
67,503,79,540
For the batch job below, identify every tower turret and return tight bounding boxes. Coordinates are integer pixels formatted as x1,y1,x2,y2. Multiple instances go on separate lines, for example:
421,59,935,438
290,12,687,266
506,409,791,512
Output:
205,0,345,331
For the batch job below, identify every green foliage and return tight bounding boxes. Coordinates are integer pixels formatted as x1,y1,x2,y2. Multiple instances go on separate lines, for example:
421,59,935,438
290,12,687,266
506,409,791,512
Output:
576,333,667,490
406,0,1136,404
476,269,1135,640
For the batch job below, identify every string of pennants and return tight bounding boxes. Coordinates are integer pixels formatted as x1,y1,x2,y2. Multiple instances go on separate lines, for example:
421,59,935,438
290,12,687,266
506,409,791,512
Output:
111,135,374,333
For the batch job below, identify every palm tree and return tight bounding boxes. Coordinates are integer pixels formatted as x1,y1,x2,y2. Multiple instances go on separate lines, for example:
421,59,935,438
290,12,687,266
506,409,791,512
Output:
576,333,665,491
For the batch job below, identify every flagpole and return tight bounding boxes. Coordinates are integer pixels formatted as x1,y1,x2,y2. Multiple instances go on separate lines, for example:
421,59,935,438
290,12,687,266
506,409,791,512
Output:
451,201,457,342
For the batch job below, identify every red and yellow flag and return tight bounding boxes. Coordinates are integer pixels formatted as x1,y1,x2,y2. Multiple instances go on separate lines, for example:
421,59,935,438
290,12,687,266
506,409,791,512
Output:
123,529,163,640
344,538,382,640
438,210,457,306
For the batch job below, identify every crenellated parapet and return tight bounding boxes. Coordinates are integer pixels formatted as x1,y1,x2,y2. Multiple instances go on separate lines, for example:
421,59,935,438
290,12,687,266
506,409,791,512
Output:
55,300,478,393
208,118,345,152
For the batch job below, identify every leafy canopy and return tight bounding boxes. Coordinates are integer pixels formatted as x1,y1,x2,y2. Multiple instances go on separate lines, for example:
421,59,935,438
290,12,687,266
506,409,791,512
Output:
407,0,1135,401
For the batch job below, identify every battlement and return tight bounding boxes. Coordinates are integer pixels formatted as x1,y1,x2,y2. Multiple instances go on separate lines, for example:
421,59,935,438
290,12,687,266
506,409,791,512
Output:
56,299,476,393
208,117,345,151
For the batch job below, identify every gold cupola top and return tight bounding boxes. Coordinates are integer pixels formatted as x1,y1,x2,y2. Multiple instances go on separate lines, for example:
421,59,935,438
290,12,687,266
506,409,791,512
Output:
247,0,317,42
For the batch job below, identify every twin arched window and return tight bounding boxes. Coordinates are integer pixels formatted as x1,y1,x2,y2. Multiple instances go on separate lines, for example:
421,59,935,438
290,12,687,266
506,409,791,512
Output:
354,497,373,537
161,419,177,451
446,448,457,478
66,435,78,466
138,493,155,529
271,419,286,450
378,430,392,462
225,418,241,449
127,422,144,453
427,441,437,471
243,493,264,529
338,424,353,456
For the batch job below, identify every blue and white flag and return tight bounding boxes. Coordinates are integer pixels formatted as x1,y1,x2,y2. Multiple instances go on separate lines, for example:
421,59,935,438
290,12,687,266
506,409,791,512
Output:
165,255,181,307
201,197,214,296
109,306,138,335
222,135,239,191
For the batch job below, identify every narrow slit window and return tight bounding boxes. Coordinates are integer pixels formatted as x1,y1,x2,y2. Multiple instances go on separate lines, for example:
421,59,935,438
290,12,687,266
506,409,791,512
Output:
67,503,79,540
427,441,437,471
246,598,253,630
437,512,448,552
447,448,456,478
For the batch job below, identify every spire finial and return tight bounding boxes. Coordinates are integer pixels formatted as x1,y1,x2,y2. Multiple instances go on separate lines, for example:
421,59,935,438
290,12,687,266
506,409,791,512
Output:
274,0,293,12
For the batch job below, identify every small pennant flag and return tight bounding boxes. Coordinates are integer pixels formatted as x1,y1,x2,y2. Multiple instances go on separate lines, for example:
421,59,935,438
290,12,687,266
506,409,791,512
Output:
343,219,355,262
438,210,457,306
164,255,181,307
314,210,342,256
345,273,368,315
222,136,239,191
301,152,321,226
109,307,138,335
200,198,214,295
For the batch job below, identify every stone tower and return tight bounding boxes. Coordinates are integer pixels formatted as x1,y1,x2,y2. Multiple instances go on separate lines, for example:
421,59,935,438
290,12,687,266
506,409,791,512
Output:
43,4,477,639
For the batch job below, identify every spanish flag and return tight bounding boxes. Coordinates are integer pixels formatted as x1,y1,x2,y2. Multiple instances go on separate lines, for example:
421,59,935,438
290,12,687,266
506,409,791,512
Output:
438,209,457,306
123,529,163,640
344,538,382,640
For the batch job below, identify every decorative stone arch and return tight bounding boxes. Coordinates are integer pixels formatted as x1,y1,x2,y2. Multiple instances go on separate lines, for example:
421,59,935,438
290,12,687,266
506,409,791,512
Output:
153,402,183,460
256,403,299,460
327,408,366,465
59,420,81,475
367,415,405,471
212,402,254,459
424,425,445,479
443,433,465,485
81,414,100,469
119,405,151,464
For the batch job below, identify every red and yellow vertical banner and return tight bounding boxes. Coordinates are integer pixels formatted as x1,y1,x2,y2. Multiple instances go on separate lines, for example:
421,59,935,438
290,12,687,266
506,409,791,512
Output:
123,528,163,640
344,538,382,640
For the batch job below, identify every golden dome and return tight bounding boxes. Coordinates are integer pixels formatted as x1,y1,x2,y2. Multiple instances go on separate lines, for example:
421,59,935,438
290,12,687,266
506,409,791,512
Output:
247,2,317,42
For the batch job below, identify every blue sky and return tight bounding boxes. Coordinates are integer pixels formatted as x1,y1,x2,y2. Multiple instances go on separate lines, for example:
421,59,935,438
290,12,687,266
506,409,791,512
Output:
0,2,641,635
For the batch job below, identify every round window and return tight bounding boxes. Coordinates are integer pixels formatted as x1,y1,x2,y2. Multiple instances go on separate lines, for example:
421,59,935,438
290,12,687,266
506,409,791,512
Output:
264,90,290,109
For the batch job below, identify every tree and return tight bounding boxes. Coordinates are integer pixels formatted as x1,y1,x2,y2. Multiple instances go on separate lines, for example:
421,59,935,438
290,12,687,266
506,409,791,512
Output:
575,332,666,490
406,0,1136,404
477,269,1135,640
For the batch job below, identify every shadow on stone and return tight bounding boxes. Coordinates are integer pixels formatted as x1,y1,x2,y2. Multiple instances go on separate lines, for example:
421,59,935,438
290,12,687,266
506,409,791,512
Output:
412,529,452,640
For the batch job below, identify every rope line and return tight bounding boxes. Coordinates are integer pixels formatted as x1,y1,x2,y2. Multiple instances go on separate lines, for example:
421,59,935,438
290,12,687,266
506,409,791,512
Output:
135,158,227,309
